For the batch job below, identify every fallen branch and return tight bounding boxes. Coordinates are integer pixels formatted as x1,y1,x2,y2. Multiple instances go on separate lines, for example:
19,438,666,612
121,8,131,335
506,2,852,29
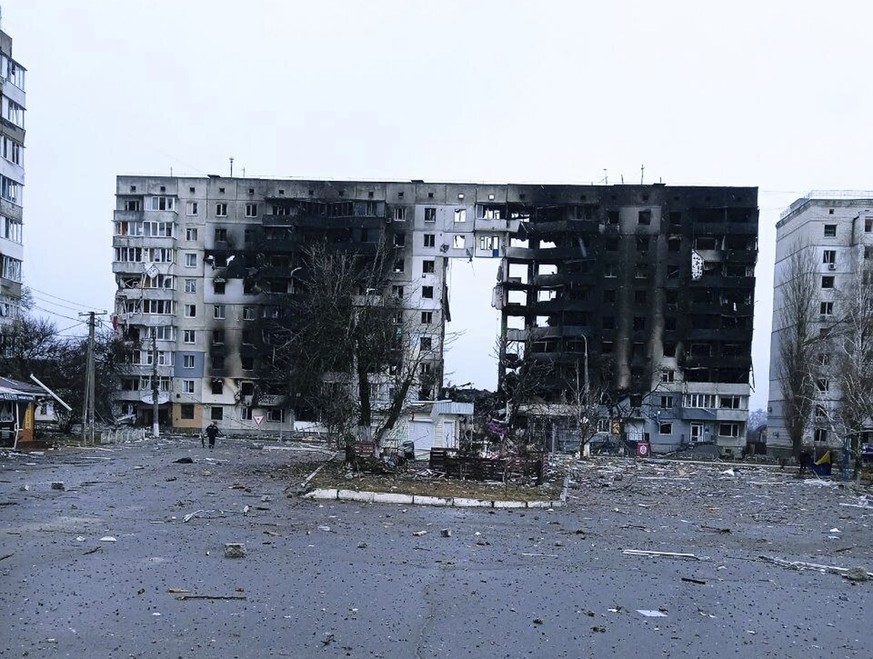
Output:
681,577,707,585
175,594,247,601
759,555,873,580
183,510,203,523
623,549,703,560
0,552,14,561
83,547,102,555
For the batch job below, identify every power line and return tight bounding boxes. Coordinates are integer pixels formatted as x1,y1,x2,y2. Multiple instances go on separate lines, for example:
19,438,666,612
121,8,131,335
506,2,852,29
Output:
31,304,88,324
26,286,102,310
30,293,89,313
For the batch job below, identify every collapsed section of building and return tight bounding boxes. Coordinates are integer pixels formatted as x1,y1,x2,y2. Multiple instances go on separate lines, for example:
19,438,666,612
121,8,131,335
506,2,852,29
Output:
111,177,757,455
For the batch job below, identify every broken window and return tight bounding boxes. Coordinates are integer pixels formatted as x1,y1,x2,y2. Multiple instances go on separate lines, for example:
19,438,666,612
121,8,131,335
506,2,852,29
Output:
664,316,676,331
422,260,435,274
420,337,432,351
392,285,404,299
241,356,254,370
821,276,834,289
213,280,225,295
661,370,675,383
480,206,500,220
633,316,645,331
668,237,681,252
663,342,676,357
604,263,616,278
212,380,223,395
602,316,615,329
211,407,223,421
605,238,618,252
213,330,225,345
453,235,466,249
606,210,619,225
823,250,836,265
422,286,434,299
455,209,467,223
480,235,500,251
243,306,255,321
393,259,405,273
718,423,739,438
866,218,873,233
634,289,647,304
659,422,673,435
669,211,682,225
424,207,437,223
186,201,199,216
719,396,742,409
394,233,406,247
424,234,435,248
824,224,837,237
638,210,651,225
602,341,614,354
603,289,616,303
814,428,828,443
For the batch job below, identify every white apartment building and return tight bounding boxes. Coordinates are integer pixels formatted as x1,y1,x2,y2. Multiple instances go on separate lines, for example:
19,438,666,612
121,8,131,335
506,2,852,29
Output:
0,22,25,334
767,192,873,457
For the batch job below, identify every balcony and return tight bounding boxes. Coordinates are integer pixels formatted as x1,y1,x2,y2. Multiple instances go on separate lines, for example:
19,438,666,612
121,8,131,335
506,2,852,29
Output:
113,235,176,250
474,218,522,233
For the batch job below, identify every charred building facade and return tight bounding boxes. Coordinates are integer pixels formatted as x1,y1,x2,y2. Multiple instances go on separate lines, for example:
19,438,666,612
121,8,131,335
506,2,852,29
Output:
111,177,757,453
496,185,758,456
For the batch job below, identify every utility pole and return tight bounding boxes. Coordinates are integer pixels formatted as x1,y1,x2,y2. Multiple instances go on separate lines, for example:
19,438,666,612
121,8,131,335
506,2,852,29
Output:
152,333,160,439
79,311,106,444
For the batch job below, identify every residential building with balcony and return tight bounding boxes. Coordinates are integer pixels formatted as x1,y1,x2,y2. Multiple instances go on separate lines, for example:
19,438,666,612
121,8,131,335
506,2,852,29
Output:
111,178,758,449
766,192,873,457
0,21,25,337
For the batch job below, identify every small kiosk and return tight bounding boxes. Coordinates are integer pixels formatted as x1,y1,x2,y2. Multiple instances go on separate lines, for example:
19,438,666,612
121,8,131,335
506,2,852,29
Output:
0,376,50,448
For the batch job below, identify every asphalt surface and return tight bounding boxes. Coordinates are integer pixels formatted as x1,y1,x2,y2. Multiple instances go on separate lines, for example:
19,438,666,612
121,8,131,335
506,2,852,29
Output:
1,438,871,658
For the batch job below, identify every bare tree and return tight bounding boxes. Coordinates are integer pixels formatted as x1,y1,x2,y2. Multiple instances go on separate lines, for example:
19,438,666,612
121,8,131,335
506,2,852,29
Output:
826,255,873,476
776,244,819,459
261,238,434,453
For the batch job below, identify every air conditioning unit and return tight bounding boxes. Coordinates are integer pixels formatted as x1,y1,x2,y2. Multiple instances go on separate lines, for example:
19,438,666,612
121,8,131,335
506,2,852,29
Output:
828,263,836,270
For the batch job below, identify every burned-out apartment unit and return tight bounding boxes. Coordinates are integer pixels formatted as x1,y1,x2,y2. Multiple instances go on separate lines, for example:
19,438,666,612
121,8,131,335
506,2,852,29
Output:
495,185,758,456
0,22,25,337
111,177,758,453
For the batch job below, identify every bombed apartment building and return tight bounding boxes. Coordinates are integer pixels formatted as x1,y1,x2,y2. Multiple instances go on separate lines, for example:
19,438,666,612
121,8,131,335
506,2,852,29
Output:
494,185,758,456
110,177,758,452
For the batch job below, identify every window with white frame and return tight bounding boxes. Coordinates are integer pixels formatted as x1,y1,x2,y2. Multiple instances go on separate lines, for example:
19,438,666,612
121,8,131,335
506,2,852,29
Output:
149,196,175,211
814,428,828,442
393,207,407,221
684,393,716,408
184,279,196,294
659,395,673,409
186,201,199,216
661,369,675,383
184,304,196,318
245,203,258,217
185,253,197,268
424,207,436,223
213,305,226,320
820,301,833,316
479,235,499,250
186,227,198,241
216,203,228,217
183,329,196,343
183,355,195,369
719,396,742,409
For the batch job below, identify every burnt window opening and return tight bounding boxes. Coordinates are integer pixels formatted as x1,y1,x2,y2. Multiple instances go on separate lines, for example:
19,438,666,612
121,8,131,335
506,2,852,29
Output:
602,341,614,354
602,316,615,330
638,210,652,225
605,238,618,252
669,211,682,225
667,265,680,279
664,316,677,331
821,276,835,289
180,404,194,420
824,224,837,237
422,286,434,299
634,289,647,304
668,237,681,252
212,330,225,345
663,342,676,357
633,316,646,331
241,356,254,370
606,210,619,225
393,259,405,273
603,289,616,303
211,407,223,421
665,290,678,305
213,280,226,295
636,236,649,252
394,233,406,247
211,380,223,395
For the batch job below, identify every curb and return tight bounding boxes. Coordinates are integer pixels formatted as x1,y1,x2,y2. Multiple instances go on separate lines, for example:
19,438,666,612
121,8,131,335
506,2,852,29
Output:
303,487,565,509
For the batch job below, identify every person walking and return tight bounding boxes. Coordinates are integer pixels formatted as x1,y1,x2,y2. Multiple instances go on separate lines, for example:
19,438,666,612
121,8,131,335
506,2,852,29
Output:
205,422,220,449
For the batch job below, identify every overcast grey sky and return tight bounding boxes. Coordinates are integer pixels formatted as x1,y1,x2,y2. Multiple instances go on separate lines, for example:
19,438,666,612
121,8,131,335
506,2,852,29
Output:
6,0,873,411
